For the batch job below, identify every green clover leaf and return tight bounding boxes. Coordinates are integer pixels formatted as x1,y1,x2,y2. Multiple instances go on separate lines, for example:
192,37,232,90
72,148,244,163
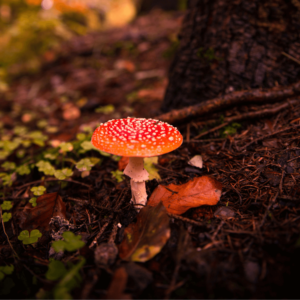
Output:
29,197,37,207
31,186,46,196
0,173,15,187
76,133,86,141
44,153,57,160
52,231,85,253
14,126,28,136
36,160,55,176
16,164,31,176
2,212,12,222
46,260,67,281
1,201,12,211
111,170,124,182
54,168,73,180
80,141,97,152
0,265,14,281
0,150,10,160
1,162,16,171
76,158,100,172
18,229,42,245
59,142,73,153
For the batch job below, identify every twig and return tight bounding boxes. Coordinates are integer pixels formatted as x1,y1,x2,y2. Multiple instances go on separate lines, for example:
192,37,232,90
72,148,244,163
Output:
282,52,300,65
239,124,300,151
193,99,299,139
259,191,279,229
167,213,206,227
156,81,300,124
16,178,91,190
0,207,19,260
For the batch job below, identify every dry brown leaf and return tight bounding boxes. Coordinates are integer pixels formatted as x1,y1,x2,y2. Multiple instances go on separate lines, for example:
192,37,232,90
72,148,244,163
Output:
118,156,130,170
118,202,170,262
19,192,66,232
114,60,135,72
147,176,222,215
106,267,131,299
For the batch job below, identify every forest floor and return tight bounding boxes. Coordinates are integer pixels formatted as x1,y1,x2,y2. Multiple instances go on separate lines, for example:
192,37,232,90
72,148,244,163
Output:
1,9,300,299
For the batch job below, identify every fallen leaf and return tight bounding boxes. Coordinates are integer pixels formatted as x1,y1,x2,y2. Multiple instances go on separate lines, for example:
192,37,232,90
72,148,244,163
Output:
188,155,203,169
114,60,135,72
118,202,170,262
214,207,235,219
147,176,222,215
144,157,161,181
106,267,131,299
19,192,66,232
118,156,130,170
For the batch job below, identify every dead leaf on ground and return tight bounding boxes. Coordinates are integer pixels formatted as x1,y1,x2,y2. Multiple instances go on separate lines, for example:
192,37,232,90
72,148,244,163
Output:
118,202,170,262
19,192,66,232
147,176,222,215
188,155,203,169
118,156,130,170
106,267,131,299
62,103,81,120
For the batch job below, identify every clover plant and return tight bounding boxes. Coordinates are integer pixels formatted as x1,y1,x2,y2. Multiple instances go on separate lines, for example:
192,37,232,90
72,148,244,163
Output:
31,186,46,196
18,229,42,245
1,201,12,211
0,265,14,281
52,231,85,253
2,212,12,223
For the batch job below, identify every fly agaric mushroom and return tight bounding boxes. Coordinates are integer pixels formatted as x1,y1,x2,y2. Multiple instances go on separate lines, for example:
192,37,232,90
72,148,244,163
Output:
91,117,183,210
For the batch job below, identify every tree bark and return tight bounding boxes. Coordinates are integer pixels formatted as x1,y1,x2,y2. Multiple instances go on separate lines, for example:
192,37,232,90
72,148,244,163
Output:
162,0,300,112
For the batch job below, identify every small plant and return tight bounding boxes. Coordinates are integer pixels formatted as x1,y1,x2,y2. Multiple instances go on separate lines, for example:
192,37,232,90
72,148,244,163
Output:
2,212,12,223
111,170,125,183
1,201,12,210
18,229,42,245
95,104,115,114
31,186,46,196
221,122,241,137
0,265,14,281
52,231,85,253
29,197,37,207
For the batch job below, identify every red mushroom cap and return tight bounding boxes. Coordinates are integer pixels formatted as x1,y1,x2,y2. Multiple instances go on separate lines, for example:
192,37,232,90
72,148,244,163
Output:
91,117,183,157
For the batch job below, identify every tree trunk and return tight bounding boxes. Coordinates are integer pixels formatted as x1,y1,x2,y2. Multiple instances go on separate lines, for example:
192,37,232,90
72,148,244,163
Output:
162,0,300,112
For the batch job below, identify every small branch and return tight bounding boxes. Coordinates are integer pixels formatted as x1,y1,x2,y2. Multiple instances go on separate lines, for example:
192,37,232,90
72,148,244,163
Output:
156,81,300,124
16,178,91,190
0,207,19,260
238,124,300,151
167,213,206,227
282,52,300,65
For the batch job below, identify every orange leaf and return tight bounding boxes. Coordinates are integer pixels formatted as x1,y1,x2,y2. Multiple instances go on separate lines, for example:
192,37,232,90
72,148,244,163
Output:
147,176,222,215
19,192,66,232
118,156,129,171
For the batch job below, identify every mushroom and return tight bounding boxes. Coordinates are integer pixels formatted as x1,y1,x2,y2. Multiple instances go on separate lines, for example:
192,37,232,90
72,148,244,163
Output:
91,117,183,210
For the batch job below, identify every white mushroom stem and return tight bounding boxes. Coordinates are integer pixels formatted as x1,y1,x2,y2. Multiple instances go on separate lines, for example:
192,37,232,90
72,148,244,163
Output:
124,157,149,210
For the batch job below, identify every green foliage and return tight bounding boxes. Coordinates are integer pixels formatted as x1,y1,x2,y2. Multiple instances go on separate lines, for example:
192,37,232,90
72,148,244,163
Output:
80,140,97,152
31,185,46,196
111,170,124,182
2,212,12,223
52,257,85,299
1,201,12,210
52,231,85,253
46,259,68,281
0,173,15,187
1,162,16,171
95,104,115,114
36,160,55,176
221,122,242,137
54,168,73,180
16,164,31,175
18,229,42,245
144,157,161,181
44,153,58,160
75,158,100,172
29,197,37,207
59,142,73,153
0,265,14,281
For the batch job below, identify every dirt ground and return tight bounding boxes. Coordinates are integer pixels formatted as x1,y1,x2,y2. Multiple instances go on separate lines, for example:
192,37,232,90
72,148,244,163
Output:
0,9,300,299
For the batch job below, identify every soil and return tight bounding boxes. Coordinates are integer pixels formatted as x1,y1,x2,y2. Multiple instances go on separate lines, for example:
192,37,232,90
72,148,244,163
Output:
0,9,300,299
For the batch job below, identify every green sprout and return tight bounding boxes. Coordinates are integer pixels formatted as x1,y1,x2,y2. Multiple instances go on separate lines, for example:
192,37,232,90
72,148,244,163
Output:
54,168,73,180
111,170,125,183
2,212,12,223
1,201,12,211
29,197,37,207
36,160,55,176
31,186,46,196
59,142,73,153
52,231,85,253
0,173,15,187
221,122,241,137
76,158,100,172
18,230,42,245
0,265,14,281
16,165,31,176
1,162,16,171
